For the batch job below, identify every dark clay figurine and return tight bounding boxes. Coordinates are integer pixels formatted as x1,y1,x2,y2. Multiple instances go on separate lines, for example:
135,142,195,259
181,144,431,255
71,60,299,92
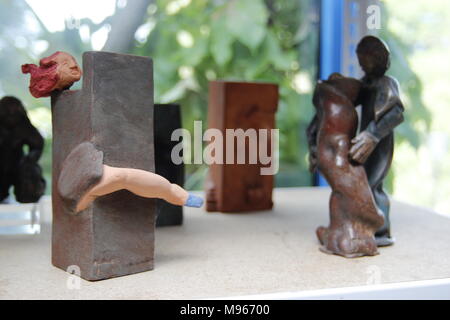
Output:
0,96,46,203
352,36,404,246
307,36,404,257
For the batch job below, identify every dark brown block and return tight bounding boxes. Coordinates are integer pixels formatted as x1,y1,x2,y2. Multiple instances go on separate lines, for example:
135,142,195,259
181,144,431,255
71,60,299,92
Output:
51,51,156,281
154,104,184,227
205,81,278,213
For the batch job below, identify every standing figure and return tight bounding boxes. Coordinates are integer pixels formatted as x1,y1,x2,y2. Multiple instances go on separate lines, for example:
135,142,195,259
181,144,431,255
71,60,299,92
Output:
349,36,404,246
307,73,384,257
0,96,45,203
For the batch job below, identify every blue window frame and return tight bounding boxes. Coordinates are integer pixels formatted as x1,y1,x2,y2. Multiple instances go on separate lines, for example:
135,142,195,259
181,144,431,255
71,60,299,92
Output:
315,0,344,186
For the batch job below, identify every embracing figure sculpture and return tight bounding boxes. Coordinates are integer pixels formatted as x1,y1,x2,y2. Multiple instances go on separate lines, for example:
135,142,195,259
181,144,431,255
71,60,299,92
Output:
307,36,404,257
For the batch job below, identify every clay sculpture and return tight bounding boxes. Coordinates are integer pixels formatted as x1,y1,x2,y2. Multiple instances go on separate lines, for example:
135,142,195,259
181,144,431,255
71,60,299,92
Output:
22,51,202,280
352,36,404,246
22,51,82,98
308,73,383,257
0,96,46,203
307,36,404,257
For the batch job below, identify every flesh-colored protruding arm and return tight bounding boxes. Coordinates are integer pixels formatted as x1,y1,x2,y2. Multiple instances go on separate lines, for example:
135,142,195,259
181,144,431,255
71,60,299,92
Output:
76,165,199,212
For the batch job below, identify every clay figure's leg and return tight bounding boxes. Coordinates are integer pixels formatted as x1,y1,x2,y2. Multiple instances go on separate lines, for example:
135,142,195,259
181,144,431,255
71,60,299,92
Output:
58,142,203,214
76,165,203,212
13,157,46,203
0,165,18,202
0,174,12,202
316,188,380,258
373,183,392,246
364,134,394,246
0,154,18,202
316,134,384,258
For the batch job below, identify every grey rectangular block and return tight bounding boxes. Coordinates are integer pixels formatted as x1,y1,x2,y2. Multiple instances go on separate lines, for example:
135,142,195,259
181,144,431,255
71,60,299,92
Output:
51,51,156,281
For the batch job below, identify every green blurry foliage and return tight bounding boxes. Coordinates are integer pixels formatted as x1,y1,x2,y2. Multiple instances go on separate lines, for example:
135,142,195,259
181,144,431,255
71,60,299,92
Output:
0,0,429,193
379,4,432,193
0,0,112,193
133,0,320,188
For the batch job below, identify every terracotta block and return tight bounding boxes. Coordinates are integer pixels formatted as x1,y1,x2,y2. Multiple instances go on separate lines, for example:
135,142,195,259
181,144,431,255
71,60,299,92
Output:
205,81,278,213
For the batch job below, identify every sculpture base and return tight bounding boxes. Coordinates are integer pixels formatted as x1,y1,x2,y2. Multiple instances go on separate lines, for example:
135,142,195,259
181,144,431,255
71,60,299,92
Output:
375,235,395,247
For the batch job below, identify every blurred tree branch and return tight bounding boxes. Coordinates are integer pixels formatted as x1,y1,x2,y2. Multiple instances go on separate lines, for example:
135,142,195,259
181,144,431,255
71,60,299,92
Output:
23,0,50,36
103,0,154,53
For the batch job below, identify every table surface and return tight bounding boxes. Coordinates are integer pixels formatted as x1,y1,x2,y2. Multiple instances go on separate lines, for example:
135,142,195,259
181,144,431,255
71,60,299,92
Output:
1,187,450,300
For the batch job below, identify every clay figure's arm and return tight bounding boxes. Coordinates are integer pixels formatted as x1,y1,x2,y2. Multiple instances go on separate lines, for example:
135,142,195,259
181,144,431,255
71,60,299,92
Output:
350,78,404,164
363,104,404,141
349,106,403,164
306,114,319,172
23,121,44,163
307,83,324,172
57,142,203,214
76,165,203,212
364,77,404,141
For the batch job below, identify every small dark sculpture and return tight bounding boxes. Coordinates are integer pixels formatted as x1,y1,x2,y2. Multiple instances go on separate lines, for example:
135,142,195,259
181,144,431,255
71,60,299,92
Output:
154,104,184,227
353,36,404,246
0,96,46,203
307,36,404,257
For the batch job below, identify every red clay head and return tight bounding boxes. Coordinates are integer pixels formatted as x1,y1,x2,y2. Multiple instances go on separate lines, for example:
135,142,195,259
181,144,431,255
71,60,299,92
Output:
22,51,82,98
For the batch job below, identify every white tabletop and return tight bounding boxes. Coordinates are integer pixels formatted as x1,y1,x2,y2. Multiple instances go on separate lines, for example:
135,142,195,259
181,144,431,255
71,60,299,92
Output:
1,187,450,299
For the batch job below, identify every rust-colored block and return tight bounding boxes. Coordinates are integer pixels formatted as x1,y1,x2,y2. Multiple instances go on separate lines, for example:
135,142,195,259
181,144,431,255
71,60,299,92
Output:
205,81,278,213
51,52,156,281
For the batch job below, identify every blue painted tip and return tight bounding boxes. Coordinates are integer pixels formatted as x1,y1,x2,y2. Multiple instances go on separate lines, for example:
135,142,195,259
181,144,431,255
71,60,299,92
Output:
185,194,204,208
